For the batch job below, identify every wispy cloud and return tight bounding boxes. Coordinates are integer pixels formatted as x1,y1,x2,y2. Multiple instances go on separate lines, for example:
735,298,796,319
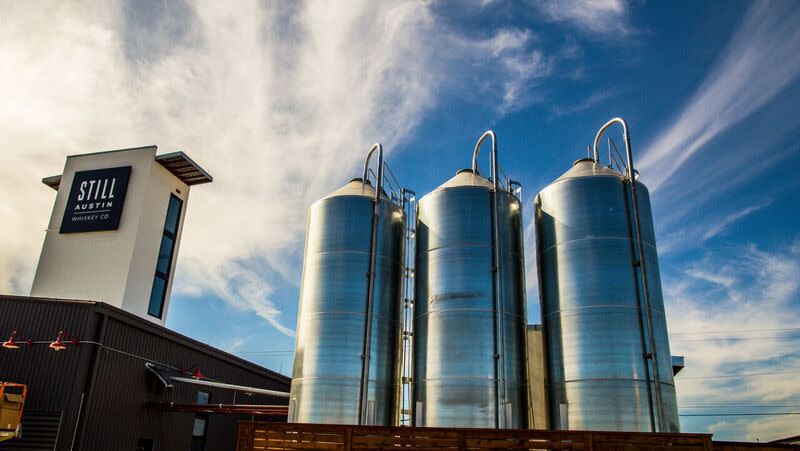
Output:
532,0,633,37
701,201,769,241
639,0,800,192
0,2,553,335
657,199,771,256
444,27,553,114
549,89,617,118
684,269,736,289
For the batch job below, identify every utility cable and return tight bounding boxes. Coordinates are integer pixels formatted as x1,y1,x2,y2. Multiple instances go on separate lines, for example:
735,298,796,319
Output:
670,327,800,335
681,404,800,408
671,335,800,343
678,369,800,380
679,412,800,417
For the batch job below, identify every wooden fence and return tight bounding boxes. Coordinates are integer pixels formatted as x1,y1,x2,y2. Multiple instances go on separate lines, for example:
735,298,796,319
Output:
236,422,798,451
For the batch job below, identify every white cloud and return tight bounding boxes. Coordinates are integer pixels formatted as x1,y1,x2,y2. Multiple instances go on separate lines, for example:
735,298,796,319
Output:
684,269,735,289
523,207,540,321
744,415,800,443
666,241,800,440
0,2,550,335
444,27,553,114
639,0,800,192
532,0,632,37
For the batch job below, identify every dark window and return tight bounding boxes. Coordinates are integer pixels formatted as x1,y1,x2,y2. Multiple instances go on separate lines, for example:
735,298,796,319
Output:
147,278,167,317
148,194,183,319
165,195,182,234
196,391,210,404
190,391,210,451
156,236,174,273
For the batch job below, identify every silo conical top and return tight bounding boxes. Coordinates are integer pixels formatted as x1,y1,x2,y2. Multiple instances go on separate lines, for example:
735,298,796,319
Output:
322,178,388,200
430,168,495,192
554,158,624,182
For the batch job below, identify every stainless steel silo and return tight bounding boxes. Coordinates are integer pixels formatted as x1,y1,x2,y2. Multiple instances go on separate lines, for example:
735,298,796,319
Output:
290,144,405,425
535,118,679,432
413,131,528,429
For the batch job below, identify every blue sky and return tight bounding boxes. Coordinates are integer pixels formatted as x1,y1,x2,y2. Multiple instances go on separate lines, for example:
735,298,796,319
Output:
2,0,799,442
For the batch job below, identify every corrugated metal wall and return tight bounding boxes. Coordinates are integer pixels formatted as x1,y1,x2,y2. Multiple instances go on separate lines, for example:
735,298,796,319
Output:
0,296,289,451
0,297,97,451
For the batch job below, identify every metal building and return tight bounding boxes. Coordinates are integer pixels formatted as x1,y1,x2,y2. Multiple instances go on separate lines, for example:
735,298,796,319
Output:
413,132,528,429
0,296,289,451
534,118,679,432
289,144,406,426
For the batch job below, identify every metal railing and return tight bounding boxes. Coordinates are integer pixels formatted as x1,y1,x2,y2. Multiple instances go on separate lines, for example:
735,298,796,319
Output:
365,164,403,206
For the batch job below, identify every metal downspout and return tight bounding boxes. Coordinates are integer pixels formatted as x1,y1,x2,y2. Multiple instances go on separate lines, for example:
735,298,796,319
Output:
359,143,383,425
473,131,506,429
593,118,666,432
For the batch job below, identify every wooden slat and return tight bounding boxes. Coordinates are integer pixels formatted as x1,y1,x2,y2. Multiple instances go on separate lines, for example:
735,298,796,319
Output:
237,422,256,451
238,421,735,451
352,435,460,446
253,439,342,450
254,431,344,441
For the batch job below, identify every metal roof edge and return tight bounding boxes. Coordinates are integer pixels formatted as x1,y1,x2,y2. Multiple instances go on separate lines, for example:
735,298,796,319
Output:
90,301,286,382
0,295,288,384
41,175,62,190
65,145,157,159
155,151,213,184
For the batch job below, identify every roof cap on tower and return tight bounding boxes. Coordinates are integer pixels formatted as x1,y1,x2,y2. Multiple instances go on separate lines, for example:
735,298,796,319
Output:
41,147,212,190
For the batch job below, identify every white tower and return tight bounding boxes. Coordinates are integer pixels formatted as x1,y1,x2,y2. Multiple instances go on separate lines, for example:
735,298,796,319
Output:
31,146,212,325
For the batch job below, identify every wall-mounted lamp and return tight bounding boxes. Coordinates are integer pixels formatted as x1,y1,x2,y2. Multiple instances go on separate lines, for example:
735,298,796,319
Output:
3,331,20,349
2,331,32,350
49,331,68,351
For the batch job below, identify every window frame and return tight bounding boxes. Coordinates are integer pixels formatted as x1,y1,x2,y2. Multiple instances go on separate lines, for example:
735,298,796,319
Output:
147,194,183,319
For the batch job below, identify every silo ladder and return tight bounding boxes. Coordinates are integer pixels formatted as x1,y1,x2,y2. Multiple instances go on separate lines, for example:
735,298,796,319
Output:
400,188,417,427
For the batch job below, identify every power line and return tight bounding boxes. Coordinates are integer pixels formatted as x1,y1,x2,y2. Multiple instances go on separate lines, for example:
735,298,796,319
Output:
671,327,800,335
682,404,800,408
679,412,800,417
671,335,800,343
678,369,800,380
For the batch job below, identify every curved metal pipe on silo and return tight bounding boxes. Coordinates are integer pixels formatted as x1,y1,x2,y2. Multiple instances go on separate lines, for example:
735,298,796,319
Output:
413,131,528,428
535,118,680,432
289,144,405,425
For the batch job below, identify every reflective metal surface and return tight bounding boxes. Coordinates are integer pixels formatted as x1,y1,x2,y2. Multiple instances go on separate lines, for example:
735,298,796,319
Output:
413,170,528,428
290,179,405,425
594,118,668,431
535,159,679,432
